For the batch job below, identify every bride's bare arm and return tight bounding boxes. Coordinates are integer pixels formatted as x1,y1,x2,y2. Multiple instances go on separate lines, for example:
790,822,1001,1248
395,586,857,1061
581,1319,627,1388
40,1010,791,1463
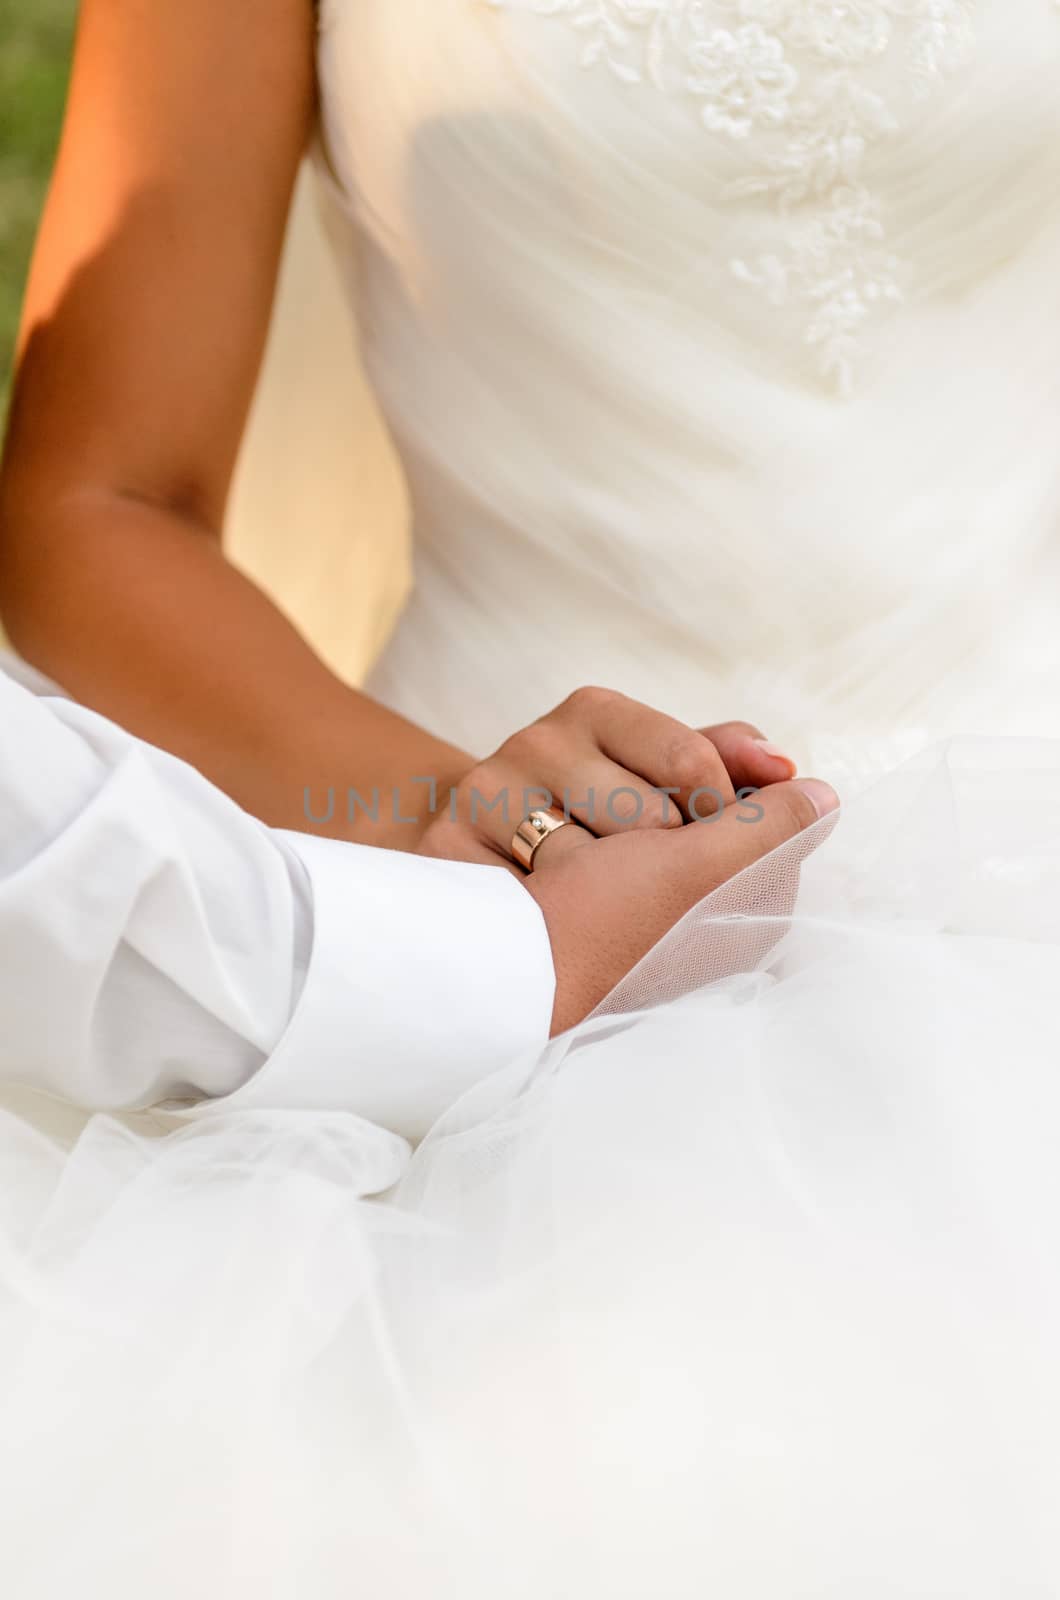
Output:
0,0,801,861
0,0,469,848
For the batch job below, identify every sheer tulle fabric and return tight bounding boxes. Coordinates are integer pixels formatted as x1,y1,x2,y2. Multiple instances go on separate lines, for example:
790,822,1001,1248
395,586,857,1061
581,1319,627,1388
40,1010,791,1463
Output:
3,739,1060,1596
6,2,1060,1590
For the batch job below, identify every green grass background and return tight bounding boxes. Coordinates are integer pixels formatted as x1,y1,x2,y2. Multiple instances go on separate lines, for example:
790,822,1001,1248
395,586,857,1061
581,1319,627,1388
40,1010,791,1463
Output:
0,0,77,407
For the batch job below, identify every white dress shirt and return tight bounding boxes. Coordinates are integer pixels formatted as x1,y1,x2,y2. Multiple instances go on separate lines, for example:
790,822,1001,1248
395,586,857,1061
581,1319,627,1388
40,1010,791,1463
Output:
0,655,555,1141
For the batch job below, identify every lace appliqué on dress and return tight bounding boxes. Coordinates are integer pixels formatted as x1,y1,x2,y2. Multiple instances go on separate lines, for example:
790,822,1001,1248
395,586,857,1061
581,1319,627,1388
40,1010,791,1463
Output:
484,1,979,393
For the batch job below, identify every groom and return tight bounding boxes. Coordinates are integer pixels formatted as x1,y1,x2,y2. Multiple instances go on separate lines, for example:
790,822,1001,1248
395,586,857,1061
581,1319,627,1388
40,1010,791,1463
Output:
0,658,835,1142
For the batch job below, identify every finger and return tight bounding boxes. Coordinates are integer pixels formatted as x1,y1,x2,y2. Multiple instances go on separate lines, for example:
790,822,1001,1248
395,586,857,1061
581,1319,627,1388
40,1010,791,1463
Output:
417,795,594,878
463,758,672,854
671,777,839,903
545,751,686,836
461,761,602,864
562,686,736,820
525,813,596,872
603,778,840,1000
528,778,839,1035
462,772,599,869
699,721,798,790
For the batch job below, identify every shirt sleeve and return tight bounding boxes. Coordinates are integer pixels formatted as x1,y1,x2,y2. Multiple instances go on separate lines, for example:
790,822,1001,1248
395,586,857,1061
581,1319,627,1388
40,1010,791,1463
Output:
0,657,556,1141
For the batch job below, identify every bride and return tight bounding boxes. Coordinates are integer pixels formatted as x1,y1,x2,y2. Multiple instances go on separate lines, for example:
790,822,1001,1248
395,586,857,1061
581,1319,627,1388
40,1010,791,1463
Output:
2,1,1060,1594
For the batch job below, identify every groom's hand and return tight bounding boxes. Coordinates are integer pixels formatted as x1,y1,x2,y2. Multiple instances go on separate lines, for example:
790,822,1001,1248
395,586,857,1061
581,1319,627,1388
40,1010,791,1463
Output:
526,776,838,1035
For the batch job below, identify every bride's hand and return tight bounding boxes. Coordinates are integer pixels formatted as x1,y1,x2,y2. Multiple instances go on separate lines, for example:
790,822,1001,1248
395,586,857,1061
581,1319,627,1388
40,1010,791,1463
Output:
526,773,839,1034
417,686,797,869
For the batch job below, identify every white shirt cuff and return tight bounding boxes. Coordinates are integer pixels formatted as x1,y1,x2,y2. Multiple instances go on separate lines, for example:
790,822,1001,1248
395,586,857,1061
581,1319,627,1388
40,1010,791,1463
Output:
180,833,556,1142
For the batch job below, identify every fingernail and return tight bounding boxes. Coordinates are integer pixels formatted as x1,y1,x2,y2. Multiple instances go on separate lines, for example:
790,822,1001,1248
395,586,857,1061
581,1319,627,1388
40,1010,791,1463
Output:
793,778,840,819
753,738,798,773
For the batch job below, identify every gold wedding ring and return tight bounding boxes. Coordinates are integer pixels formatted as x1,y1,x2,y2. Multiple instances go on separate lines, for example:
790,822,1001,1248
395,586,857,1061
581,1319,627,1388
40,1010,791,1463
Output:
512,807,569,873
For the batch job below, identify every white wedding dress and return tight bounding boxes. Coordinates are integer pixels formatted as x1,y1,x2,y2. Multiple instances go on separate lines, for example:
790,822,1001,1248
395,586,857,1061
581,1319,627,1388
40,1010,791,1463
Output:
5,3,1060,1594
